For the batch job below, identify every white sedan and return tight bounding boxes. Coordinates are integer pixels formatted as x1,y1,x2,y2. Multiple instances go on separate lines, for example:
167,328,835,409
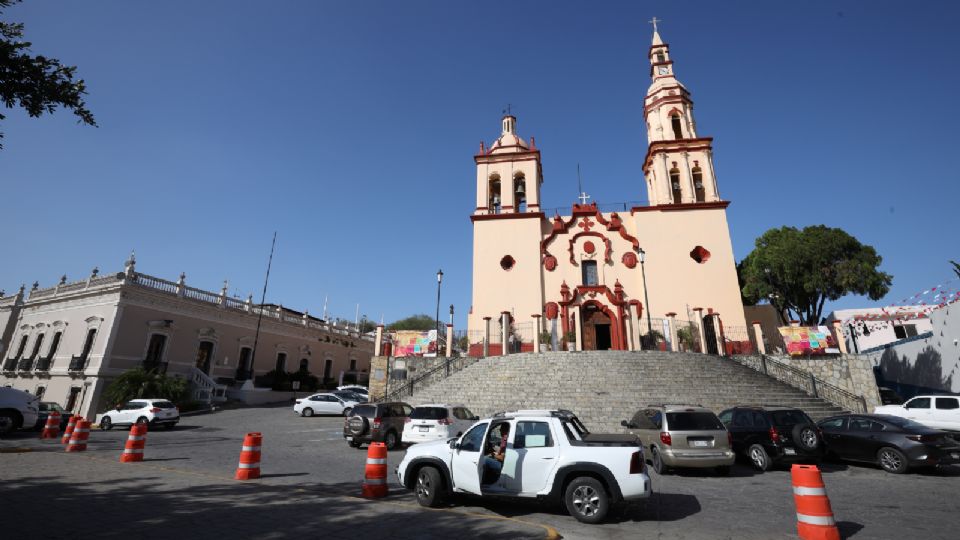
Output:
294,393,358,417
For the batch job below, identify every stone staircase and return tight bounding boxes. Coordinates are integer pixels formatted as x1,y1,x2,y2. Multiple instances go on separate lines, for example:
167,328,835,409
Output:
401,351,848,433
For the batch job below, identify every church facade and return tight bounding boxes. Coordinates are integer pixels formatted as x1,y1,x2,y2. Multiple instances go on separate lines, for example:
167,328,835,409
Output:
467,28,747,353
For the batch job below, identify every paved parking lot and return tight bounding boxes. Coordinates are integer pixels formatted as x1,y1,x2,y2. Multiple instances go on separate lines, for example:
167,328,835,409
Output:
2,404,959,539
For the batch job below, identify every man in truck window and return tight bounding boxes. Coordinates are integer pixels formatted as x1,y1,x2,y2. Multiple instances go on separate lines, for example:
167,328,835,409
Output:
483,423,510,484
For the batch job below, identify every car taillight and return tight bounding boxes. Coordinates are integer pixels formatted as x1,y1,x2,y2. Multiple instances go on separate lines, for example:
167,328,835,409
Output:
907,434,940,443
438,418,452,425
372,417,382,429
769,426,780,444
727,431,733,447
660,432,672,446
150,408,161,413
629,450,644,474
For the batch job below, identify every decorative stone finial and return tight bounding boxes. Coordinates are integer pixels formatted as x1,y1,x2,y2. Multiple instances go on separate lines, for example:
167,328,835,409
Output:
177,272,186,285
124,250,137,276
246,294,253,304
59,275,68,285
19,284,26,295
90,266,99,278
221,279,229,294
31,281,39,291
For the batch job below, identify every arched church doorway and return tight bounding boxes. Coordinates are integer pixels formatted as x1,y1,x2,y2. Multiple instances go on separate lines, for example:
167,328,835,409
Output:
582,303,612,351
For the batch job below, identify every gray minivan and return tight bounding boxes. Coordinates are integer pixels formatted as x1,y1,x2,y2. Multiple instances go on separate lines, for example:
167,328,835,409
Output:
622,404,735,475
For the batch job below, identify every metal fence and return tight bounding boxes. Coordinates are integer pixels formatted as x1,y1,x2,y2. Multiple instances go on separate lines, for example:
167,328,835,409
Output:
721,324,756,356
731,355,868,413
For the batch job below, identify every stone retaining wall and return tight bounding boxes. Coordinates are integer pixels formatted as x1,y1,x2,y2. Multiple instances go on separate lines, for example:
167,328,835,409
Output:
770,354,882,410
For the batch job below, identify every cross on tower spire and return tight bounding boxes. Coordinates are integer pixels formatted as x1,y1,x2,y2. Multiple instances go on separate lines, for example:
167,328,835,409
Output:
649,16,661,33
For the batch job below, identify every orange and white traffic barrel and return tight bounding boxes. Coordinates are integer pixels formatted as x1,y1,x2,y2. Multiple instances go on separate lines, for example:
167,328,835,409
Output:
120,423,148,463
61,415,79,444
361,442,388,498
235,432,262,480
65,419,92,452
791,464,840,540
40,411,61,439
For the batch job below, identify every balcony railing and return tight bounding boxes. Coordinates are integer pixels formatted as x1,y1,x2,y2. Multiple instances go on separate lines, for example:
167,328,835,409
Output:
68,355,87,372
2,358,17,372
17,358,34,372
35,357,53,371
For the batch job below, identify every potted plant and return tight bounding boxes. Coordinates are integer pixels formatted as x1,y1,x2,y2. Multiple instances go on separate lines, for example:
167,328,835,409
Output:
564,331,577,351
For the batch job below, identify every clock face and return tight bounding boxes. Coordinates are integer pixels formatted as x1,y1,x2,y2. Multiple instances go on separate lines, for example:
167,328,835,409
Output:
658,66,670,75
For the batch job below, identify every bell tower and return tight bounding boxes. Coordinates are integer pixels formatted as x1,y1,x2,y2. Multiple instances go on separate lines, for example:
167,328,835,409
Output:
642,24,721,206
474,114,542,215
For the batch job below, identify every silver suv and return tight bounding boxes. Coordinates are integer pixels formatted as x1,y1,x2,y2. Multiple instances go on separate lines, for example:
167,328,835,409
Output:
621,404,735,475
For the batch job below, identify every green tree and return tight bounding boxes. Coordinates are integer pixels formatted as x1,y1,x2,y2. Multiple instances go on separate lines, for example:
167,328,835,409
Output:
101,368,188,411
1,0,96,148
740,225,892,325
387,314,436,331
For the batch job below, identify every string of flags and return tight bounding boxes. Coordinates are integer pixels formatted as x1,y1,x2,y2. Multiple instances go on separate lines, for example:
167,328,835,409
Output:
840,276,960,326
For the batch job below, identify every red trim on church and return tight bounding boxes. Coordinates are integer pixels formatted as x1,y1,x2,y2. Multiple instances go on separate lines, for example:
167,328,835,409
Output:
630,201,730,214
470,212,546,222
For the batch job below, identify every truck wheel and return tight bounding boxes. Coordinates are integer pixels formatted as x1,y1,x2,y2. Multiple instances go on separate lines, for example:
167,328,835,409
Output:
0,410,22,435
565,476,609,524
651,447,668,475
415,466,447,508
748,444,771,472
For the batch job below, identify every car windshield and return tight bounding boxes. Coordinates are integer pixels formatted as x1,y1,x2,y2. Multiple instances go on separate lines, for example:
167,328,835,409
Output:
353,405,376,418
333,391,358,400
410,407,448,420
771,410,811,426
152,401,176,409
667,412,724,431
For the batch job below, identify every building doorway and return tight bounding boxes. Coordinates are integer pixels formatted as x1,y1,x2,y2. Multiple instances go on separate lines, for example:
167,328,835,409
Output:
196,341,215,375
703,315,718,355
582,304,613,351
236,347,252,381
65,387,82,412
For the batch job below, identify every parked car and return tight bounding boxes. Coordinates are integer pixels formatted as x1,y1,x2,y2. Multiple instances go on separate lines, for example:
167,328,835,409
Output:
818,414,960,473
99,399,180,430
34,402,71,430
874,395,960,432
294,393,357,417
878,387,904,406
337,385,368,396
332,390,367,403
0,387,40,435
343,401,412,449
718,406,823,471
397,409,651,524
402,404,478,445
621,405,735,475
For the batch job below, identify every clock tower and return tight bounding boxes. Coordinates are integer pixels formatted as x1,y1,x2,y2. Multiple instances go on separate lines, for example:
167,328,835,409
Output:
643,27,720,207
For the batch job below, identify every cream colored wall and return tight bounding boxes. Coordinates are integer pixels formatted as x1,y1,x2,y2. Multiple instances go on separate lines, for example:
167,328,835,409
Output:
468,217,546,337
111,300,370,382
632,208,746,328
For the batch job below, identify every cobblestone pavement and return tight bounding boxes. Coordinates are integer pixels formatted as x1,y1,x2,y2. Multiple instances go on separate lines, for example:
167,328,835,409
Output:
2,405,959,539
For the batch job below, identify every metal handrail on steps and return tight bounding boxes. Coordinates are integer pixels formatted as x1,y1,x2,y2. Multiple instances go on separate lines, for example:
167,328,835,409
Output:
731,354,867,413
375,356,479,403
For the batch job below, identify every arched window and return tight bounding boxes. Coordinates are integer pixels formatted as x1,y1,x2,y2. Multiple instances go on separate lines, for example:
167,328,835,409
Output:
14,334,28,359
692,166,705,202
275,352,287,373
656,51,665,64
299,358,309,373
488,174,501,214
670,114,683,139
669,168,683,204
513,173,526,213
29,333,45,360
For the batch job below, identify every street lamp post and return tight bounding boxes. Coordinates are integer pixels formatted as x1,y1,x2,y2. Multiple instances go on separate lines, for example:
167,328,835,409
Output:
435,269,443,358
639,248,653,350
447,304,454,375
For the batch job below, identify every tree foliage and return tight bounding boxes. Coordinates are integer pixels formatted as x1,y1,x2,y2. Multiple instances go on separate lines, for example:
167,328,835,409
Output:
1,0,96,148
101,368,188,411
739,225,892,325
387,314,436,331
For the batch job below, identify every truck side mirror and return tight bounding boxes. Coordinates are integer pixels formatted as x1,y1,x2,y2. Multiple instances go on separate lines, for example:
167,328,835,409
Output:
449,439,459,450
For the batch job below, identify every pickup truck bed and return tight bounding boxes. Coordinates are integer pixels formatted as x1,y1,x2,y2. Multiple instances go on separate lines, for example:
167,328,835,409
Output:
579,433,641,446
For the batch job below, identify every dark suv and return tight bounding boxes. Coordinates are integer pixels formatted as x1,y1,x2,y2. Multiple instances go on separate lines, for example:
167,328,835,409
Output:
718,406,824,471
343,401,412,450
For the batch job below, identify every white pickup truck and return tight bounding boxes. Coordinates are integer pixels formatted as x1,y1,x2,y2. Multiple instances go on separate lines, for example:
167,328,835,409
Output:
875,395,960,432
396,409,651,524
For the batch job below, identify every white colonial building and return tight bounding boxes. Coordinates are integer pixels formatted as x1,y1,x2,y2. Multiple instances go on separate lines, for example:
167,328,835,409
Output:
0,254,373,419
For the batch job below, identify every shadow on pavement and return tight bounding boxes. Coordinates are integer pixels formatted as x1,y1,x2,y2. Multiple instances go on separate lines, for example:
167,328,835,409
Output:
838,521,865,538
2,474,547,539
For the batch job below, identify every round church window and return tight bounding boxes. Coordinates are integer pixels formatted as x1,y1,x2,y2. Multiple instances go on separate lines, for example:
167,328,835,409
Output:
500,255,516,271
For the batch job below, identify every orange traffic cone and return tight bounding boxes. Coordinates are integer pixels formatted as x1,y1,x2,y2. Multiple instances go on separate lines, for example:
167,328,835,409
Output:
65,420,91,452
791,464,840,540
40,411,61,439
120,423,148,463
361,442,388,498
235,433,262,480
61,415,79,444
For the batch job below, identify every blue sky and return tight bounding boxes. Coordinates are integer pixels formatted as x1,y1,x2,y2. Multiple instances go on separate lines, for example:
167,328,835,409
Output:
2,1,959,326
